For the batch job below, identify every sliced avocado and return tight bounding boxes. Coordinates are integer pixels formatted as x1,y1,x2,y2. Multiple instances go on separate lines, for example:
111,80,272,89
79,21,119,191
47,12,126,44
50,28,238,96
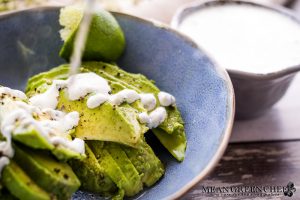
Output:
26,66,147,147
122,138,164,186
0,95,84,161
26,65,69,95
81,61,185,134
68,144,117,194
13,144,80,199
13,129,84,161
152,128,187,162
26,63,186,160
105,142,143,196
81,62,187,161
52,146,85,162
88,141,143,197
57,90,144,147
0,97,53,151
12,129,54,150
2,161,51,200
87,141,130,196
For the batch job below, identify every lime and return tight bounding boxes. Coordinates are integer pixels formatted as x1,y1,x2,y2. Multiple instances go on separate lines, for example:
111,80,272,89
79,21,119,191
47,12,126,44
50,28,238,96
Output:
59,5,125,62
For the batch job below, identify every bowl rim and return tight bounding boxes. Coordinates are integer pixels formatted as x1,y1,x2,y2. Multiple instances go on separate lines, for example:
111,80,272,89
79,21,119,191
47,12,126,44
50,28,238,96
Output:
0,6,235,200
171,0,300,80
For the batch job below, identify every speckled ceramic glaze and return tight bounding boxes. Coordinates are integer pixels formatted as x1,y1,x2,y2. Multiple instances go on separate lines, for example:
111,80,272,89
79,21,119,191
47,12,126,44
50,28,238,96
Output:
172,0,300,119
0,7,234,199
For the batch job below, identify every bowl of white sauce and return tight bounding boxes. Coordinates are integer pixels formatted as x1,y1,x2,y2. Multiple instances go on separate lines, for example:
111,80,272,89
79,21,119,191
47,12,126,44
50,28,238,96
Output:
172,0,300,119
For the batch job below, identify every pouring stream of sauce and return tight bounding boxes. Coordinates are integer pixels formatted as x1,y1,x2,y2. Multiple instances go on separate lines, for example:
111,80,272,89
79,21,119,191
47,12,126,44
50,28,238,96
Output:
69,0,97,75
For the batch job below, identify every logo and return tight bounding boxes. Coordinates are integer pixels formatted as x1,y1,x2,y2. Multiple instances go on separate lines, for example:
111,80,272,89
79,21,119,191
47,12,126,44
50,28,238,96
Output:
284,182,296,197
196,182,297,198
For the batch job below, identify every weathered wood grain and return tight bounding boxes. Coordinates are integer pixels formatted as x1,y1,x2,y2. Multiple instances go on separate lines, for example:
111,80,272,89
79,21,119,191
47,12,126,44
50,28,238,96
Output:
183,141,300,199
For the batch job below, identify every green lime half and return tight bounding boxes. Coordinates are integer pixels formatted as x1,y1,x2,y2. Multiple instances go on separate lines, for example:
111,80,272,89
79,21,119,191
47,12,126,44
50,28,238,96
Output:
59,5,125,62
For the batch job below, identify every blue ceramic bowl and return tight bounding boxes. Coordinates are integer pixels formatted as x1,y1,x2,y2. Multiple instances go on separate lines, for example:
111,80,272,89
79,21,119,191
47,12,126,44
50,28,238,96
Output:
0,7,234,199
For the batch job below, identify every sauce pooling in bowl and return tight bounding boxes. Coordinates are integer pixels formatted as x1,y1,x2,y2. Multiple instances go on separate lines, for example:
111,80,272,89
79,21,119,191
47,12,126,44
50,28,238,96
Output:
178,4,300,74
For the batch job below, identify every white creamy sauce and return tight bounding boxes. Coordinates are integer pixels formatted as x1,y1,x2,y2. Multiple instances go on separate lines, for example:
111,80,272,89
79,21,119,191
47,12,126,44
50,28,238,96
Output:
38,111,79,137
0,72,177,175
0,87,85,174
50,137,85,154
29,72,176,130
29,84,60,109
0,157,9,177
138,107,167,128
30,72,111,109
87,94,109,109
158,92,176,107
138,112,150,124
140,93,156,111
109,89,140,106
178,4,300,73
67,72,111,100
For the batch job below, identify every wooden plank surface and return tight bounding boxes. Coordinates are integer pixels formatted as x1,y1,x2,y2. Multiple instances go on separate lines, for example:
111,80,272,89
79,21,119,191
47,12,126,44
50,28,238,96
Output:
183,141,300,199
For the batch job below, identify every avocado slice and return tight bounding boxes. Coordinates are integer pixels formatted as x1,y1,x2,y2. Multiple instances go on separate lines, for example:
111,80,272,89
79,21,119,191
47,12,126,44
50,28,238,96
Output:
152,128,187,162
88,141,143,197
81,61,185,134
68,144,117,195
104,142,143,196
87,141,128,197
13,144,80,199
13,128,84,162
12,129,54,150
2,161,51,200
0,93,53,151
0,93,84,161
26,66,148,147
26,63,187,160
57,90,144,147
122,138,165,186
81,62,187,161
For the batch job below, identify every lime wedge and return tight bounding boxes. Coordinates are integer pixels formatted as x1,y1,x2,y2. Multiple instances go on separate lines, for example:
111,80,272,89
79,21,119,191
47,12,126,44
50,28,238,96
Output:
59,5,125,62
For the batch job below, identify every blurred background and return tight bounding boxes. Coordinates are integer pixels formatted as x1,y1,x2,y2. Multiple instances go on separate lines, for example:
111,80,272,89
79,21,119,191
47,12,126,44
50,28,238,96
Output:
1,0,299,23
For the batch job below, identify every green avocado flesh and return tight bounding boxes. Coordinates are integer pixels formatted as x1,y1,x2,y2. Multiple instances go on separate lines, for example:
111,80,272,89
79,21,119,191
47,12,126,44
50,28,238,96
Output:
2,161,51,200
122,138,165,187
24,61,186,199
12,128,54,150
58,90,145,147
13,144,80,199
26,62,187,161
68,144,117,194
88,141,141,197
0,95,84,162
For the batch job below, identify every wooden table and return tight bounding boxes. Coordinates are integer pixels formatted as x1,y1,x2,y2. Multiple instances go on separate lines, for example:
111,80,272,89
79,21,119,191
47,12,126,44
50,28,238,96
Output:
182,141,300,199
